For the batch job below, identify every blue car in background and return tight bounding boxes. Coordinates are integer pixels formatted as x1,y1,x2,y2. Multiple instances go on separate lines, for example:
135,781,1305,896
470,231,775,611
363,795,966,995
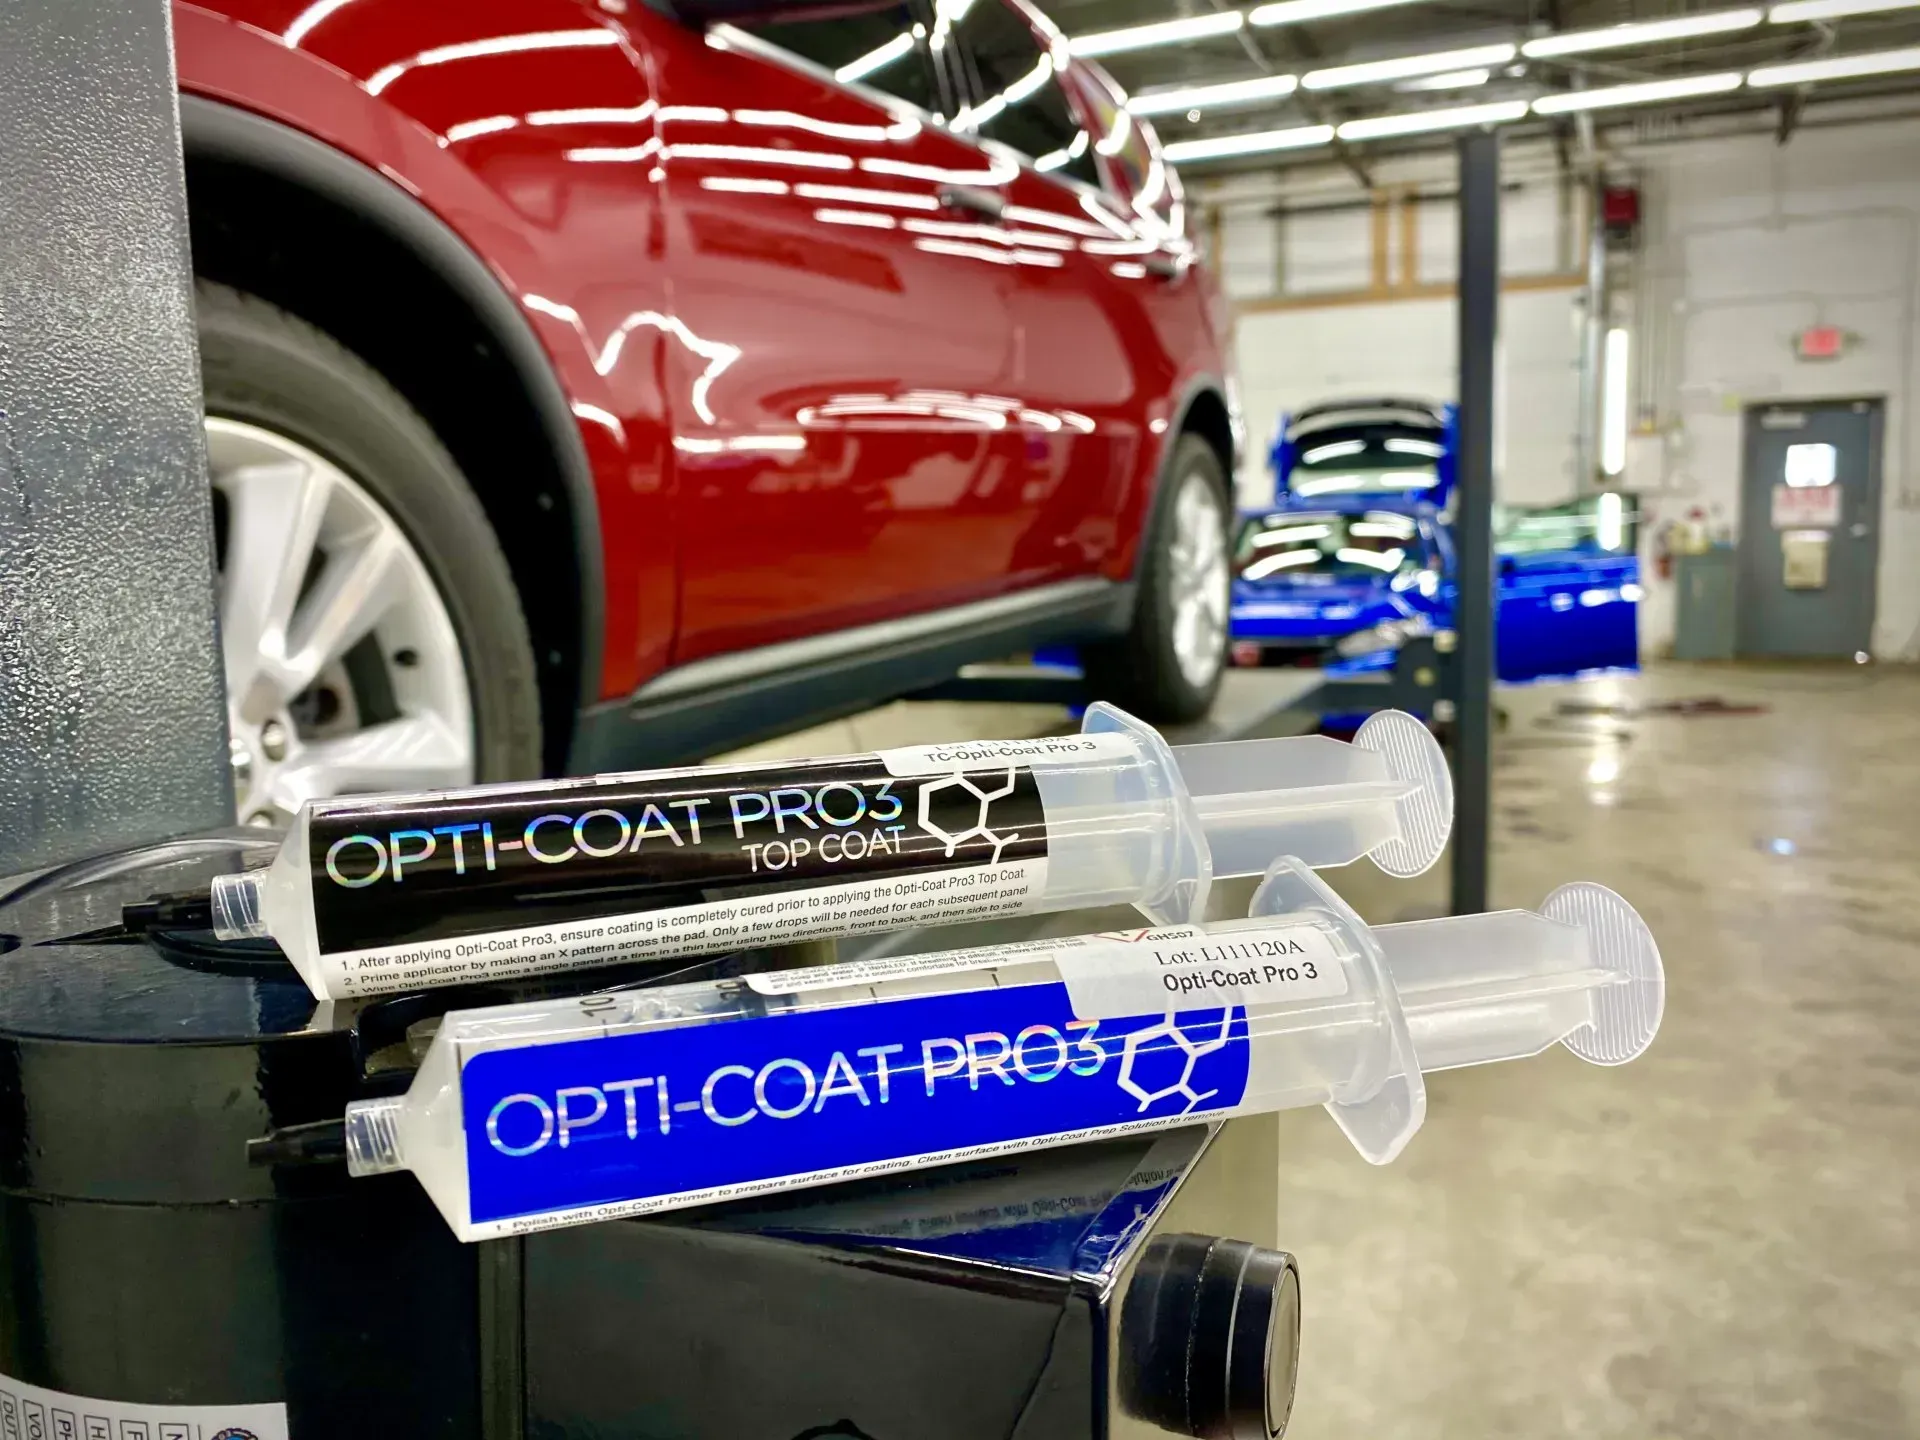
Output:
1231,398,1640,683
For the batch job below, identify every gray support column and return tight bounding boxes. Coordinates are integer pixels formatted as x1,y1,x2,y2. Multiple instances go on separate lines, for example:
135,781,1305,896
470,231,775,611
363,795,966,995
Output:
0,0,232,871
1450,128,1500,917
1573,178,1609,490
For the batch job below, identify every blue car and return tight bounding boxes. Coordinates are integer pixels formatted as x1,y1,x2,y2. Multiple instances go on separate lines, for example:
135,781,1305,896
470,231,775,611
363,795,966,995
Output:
1231,398,1640,683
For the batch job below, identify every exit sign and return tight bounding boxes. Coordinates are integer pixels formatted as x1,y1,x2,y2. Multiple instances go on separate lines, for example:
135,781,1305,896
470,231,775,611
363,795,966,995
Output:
1796,325,1847,360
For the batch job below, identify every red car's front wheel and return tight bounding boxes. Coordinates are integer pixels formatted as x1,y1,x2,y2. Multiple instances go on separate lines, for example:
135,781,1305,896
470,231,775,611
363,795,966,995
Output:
1084,435,1234,723
196,282,542,822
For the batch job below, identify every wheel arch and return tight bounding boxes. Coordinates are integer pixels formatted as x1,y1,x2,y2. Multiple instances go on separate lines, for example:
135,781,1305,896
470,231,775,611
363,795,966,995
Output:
179,95,604,775
1124,374,1238,585
1174,381,1238,493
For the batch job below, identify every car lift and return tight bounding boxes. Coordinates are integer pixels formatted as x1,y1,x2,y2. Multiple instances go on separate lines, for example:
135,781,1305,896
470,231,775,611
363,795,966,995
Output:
910,631,1456,744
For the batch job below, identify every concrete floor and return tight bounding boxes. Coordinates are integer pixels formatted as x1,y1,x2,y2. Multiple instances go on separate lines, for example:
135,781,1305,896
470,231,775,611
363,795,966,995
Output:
1274,661,1920,1440
731,660,1920,1437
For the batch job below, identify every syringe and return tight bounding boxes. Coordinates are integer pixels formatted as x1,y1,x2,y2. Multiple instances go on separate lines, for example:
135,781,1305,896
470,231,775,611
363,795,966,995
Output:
341,858,1662,1242
195,703,1451,1000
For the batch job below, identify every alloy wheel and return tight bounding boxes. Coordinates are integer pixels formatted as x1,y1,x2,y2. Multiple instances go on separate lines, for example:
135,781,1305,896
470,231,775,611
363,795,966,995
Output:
1168,470,1231,690
206,417,476,824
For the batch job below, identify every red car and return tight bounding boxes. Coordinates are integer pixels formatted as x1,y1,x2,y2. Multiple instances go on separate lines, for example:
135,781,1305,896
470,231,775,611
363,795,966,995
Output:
176,0,1240,823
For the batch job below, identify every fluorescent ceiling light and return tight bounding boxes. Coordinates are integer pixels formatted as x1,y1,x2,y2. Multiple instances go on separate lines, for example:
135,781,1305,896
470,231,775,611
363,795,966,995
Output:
1303,438,1366,463
1399,67,1492,90
1243,551,1319,578
1129,74,1299,116
837,31,913,82
1036,129,1091,171
1338,547,1406,571
1353,515,1418,537
1533,72,1743,111
1770,0,1920,19
366,28,619,95
1305,43,1517,90
1069,11,1244,57
815,208,898,229
1748,43,1920,83
703,177,790,194
1336,99,1528,139
1254,524,1332,544
283,0,354,47
527,105,658,125
1163,124,1334,161
1251,0,1429,27
1522,8,1762,57
794,183,939,210
1598,491,1625,550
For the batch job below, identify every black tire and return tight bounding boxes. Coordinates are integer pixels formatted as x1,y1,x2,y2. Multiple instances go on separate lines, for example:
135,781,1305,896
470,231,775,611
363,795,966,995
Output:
194,281,542,780
1083,435,1233,723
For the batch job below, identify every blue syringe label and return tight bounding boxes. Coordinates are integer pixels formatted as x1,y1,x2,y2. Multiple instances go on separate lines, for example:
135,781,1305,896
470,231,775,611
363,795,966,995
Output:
459,985,1250,1231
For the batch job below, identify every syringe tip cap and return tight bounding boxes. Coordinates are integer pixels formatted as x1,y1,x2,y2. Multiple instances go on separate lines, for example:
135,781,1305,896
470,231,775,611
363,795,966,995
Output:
1545,882,1665,1066
1354,710,1453,878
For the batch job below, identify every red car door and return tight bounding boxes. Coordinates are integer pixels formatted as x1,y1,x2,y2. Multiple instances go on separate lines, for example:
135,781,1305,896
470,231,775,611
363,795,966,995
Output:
929,0,1150,583
1066,60,1217,481
653,4,1051,665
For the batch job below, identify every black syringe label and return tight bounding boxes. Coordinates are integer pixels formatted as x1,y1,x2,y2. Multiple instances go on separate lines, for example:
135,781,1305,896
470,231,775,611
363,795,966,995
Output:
307,755,1049,957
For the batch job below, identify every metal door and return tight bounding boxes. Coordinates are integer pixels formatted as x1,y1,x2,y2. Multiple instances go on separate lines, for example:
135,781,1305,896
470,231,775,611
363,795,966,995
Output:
1736,399,1882,658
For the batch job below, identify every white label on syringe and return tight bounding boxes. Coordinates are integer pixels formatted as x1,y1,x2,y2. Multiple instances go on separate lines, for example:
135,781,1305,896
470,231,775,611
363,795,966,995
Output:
878,731,1138,776
318,860,1045,997
1055,923,1348,1019
742,929,1175,996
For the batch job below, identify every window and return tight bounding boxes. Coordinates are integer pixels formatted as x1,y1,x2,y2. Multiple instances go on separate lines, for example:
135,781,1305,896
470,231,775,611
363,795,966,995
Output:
1286,420,1445,498
942,0,1097,186
1783,442,1837,488
1076,68,1183,234
1496,494,1639,557
1235,512,1432,583
736,3,947,118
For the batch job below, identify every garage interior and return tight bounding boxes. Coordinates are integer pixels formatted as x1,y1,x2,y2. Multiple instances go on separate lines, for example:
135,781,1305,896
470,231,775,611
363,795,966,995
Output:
713,6,1920,1430
731,659,1919,1436
2,0,1917,1433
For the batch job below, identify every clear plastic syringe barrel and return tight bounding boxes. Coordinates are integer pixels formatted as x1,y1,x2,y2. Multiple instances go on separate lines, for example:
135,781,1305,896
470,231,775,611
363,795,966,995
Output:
1037,702,1452,924
1243,859,1664,1161
1375,882,1667,1070
347,858,1662,1223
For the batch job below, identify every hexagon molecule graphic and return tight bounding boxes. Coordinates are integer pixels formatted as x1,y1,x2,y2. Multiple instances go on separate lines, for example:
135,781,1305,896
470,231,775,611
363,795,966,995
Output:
1116,1014,1234,1114
917,767,1022,861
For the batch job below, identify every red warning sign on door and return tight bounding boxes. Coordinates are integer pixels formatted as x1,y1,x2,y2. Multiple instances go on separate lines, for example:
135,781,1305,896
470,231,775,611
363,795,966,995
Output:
1771,484,1842,529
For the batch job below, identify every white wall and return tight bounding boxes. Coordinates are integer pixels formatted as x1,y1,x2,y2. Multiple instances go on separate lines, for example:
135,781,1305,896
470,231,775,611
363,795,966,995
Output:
1210,115,1920,659
1222,186,1584,508
1629,118,1920,660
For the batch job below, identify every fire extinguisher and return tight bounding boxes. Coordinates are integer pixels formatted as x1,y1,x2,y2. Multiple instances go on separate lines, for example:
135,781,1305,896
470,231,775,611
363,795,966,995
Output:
1652,506,1709,580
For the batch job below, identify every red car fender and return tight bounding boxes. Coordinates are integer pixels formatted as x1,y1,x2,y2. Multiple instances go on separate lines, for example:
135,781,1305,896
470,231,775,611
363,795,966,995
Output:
174,0,675,696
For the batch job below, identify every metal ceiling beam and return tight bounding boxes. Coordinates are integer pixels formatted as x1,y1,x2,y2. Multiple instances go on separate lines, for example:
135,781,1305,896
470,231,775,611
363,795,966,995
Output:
1204,0,1380,187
